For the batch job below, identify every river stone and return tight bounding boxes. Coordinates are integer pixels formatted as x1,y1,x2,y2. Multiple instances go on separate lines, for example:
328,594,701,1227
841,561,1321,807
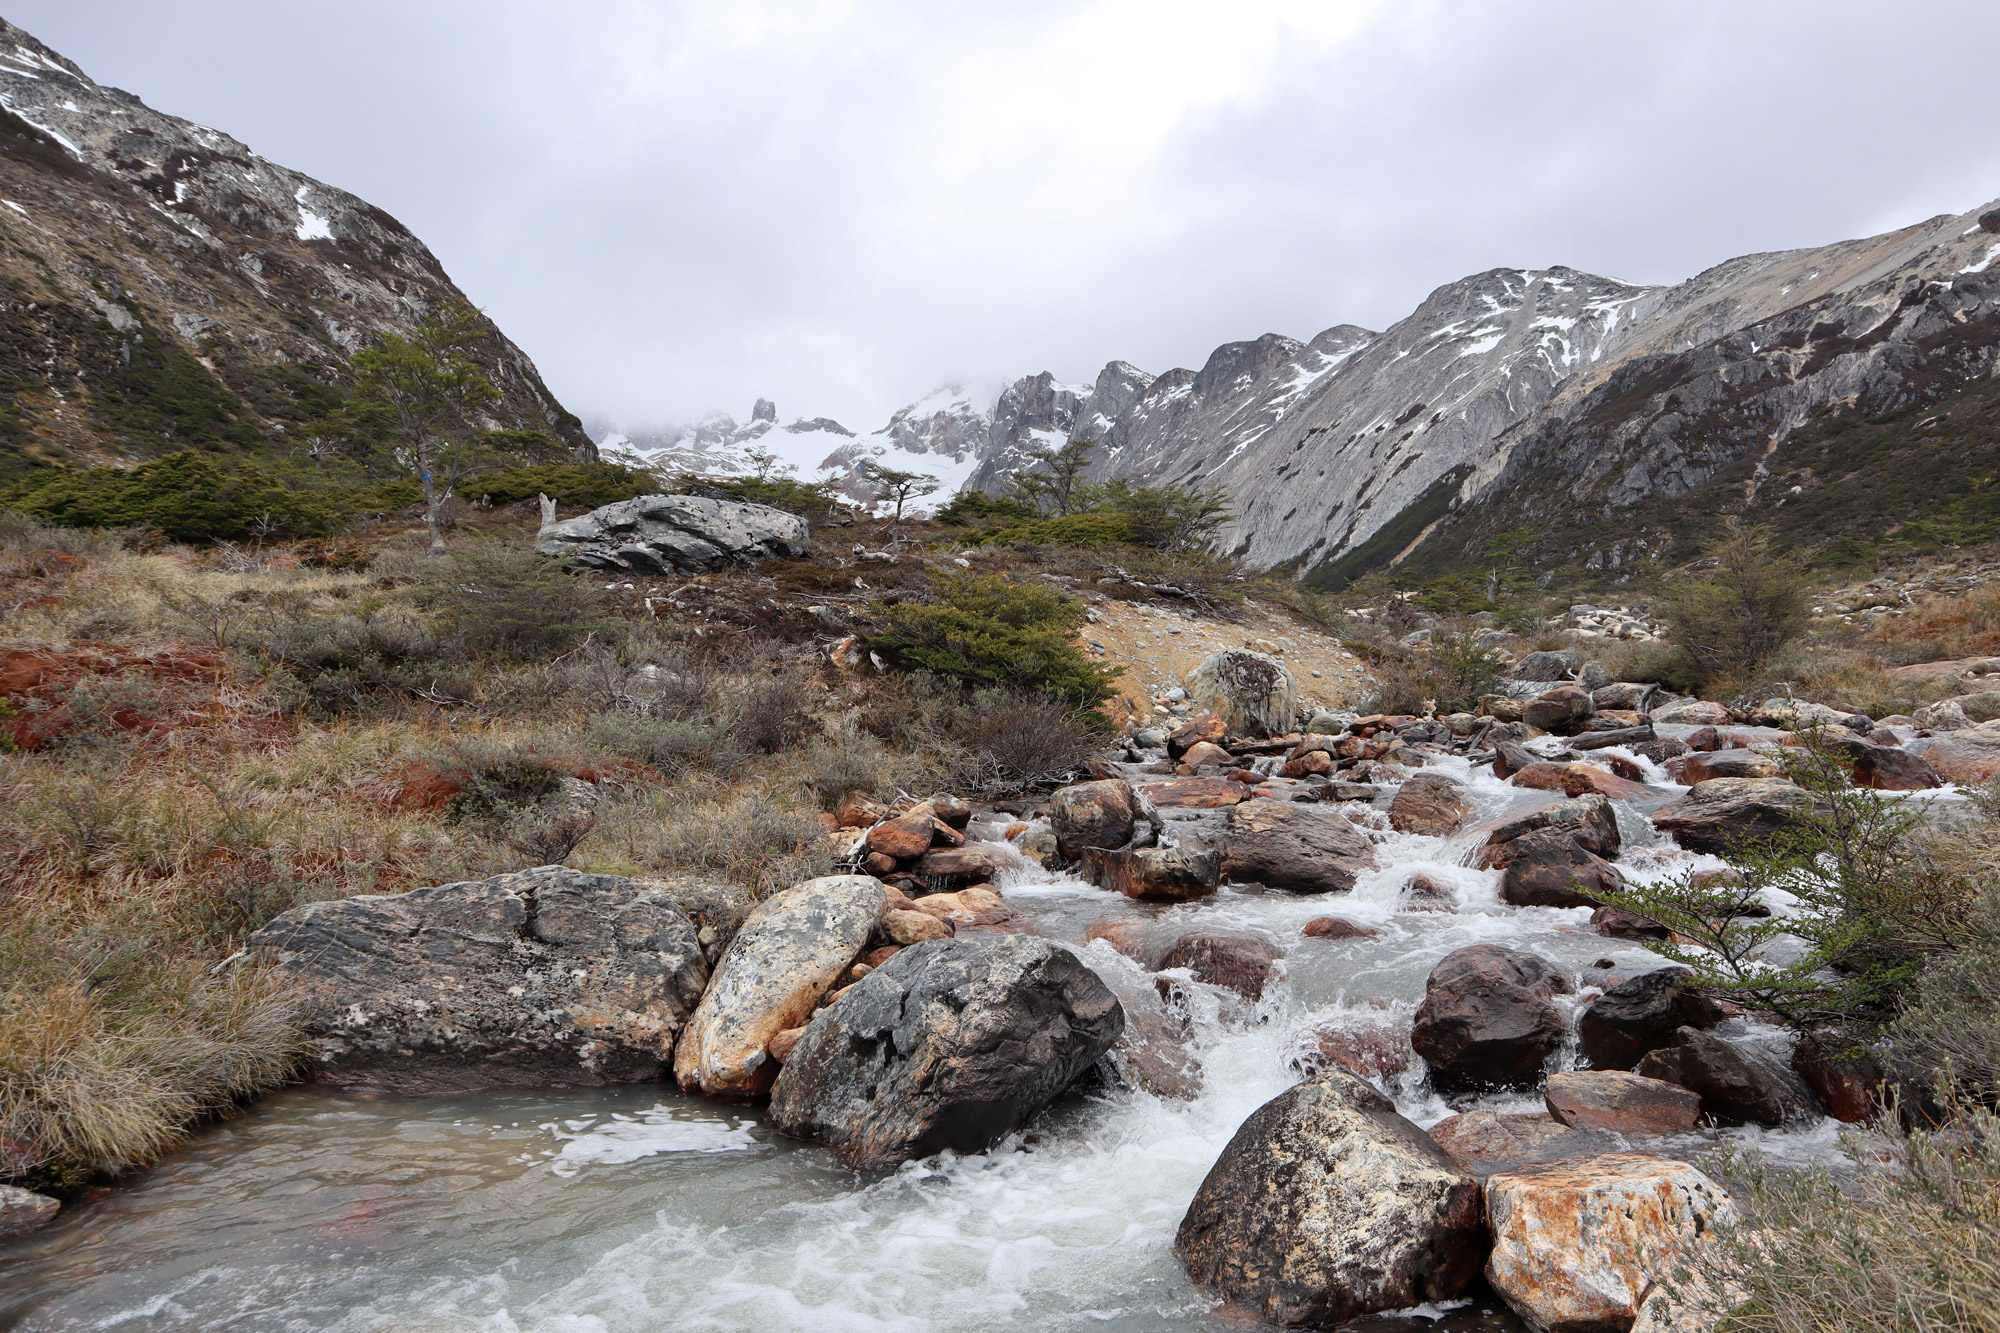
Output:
1543,1070,1701,1137
1412,945,1573,1092
1427,1110,1608,1179
1513,649,1584,681
1577,968,1728,1071
1485,1153,1736,1333
1650,778,1811,854
1634,1027,1822,1126
1186,649,1297,739
535,493,809,573
0,1184,59,1241
674,875,889,1101
1477,794,1621,866
1522,685,1595,734
1389,772,1471,836
1221,800,1377,893
1649,699,1732,726
1050,779,1139,860
1495,827,1623,909
1175,1069,1486,1328
1841,738,1941,791
1157,932,1283,1001
241,866,709,1093
1666,748,1785,783
1094,843,1221,902
1906,721,2000,784
767,937,1123,1169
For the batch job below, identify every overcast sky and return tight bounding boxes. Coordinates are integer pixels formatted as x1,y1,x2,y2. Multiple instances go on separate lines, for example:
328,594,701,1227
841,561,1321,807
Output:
15,1,2000,433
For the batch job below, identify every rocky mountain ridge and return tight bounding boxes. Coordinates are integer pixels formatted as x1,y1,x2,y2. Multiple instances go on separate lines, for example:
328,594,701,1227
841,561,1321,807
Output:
0,19,590,475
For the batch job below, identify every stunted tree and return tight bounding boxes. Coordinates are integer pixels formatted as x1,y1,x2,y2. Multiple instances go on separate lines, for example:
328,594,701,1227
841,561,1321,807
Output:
1660,525,1812,691
1099,479,1232,553
1007,437,1100,516
351,303,500,556
865,463,939,535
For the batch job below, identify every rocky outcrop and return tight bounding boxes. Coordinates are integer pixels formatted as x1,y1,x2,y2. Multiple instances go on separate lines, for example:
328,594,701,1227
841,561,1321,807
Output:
1186,650,1297,738
1221,800,1377,893
536,494,811,574
1636,1027,1821,1127
1543,1070,1702,1137
767,937,1122,1169
1412,946,1573,1092
1175,1069,1486,1328
1666,749,1785,783
1389,772,1471,836
1577,968,1728,1071
240,866,709,1093
1485,1154,1737,1333
674,875,888,1101
1651,778,1812,854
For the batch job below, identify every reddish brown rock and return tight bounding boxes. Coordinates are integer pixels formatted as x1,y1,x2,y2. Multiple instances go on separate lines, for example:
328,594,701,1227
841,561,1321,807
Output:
882,908,952,945
1577,968,1728,1071
1225,767,1266,784
1302,916,1378,940
1791,1031,1892,1124
1388,771,1471,836
1221,800,1377,894
1157,932,1282,1001
1908,722,2000,783
1651,778,1811,854
1428,1110,1598,1176
766,1025,808,1064
910,885,1021,929
913,844,1012,888
1280,749,1336,778
1843,739,1941,791
1605,754,1646,783
1290,1016,1412,1081
1049,779,1140,861
1180,740,1235,768
1523,685,1595,734
928,794,973,831
1133,777,1249,808
1094,844,1222,902
1591,905,1668,939
1083,916,1165,967
1166,712,1227,759
1544,1070,1702,1137
1497,827,1624,909
836,790,888,829
865,811,936,861
862,851,899,876
859,944,902,969
1477,793,1621,866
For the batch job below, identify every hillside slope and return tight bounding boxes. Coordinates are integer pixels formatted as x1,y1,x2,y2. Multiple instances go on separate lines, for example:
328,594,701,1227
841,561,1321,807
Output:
0,20,590,478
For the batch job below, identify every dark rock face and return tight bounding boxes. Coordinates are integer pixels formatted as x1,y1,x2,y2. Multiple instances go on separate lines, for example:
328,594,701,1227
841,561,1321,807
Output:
1478,794,1621,865
1158,932,1283,1001
1576,968,1727,1071
1495,827,1623,909
242,866,709,1093
1412,946,1573,1092
1650,778,1810,854
1094,843,1220,902
1635,1027,1821,1126
1428,1110,1612,1180
1590,905,1668,940
536,494,810,573
1842,739,1941,791
1175,1070,1486,1329
1050,779,1140,861
1221,800,1377,893
767,937,1123,1170
1390,772,1472,836
0,1184,60,1241
1791,1031,1892,1124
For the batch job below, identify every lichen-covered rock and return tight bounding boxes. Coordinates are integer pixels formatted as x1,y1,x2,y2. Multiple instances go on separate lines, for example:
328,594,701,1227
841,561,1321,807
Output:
767,937,1122,1169
1485,1153,1737,1333
1221,799,1377,893
1412,945,1572,1092
1186,649,1297,739
1175,1069,1485,1328
535,493,810,573
674,875,888,1101
241,866,710,1093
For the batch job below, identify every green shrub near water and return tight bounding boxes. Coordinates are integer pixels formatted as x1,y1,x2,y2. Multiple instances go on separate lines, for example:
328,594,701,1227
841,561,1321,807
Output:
871,573,1120,711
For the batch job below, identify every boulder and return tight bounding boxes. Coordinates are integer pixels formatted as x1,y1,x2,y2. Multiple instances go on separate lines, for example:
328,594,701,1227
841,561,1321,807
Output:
1166,712,1227,759
1791,1030,1893,1124
1389,772,1471,836
909,885,1022,930
767,937,1122,1169
1094,843,1221,902
1514,648,1584,681
1477,794,1621,865
1175,1070,1486,1329
0,1183,59,1241
1592,683,1656,711
1403,873,1458,911
927,794,973,830
913,844,1013,888
1302,916,1378,940
1590,905,1668,940
1907,721,2000,784
1665,748,1784,783
674,875,888,1101
1684,726,1722,752
1635,1027,1822,1126
1650,699,1732,726
1280,748,1337,779
535,493,810,573
1650,778,1811,854
864,810,937,860
1082,915,1169,968
1290,1016,1412,1082
882,908,952,944
1523,685,1595,734
241,866,710,1093
1577,968,1727,1071
1134,776,1249,808
1543,1070,1702,1137
1157,932,1283,1001
1049,779,1140,861
1485,1154,1737,1333
1179,741,1235,770
1411,945,1572,1092
1631,737,1690,765
1752,697,1855,732
1842,738,1941,791
834,790,888,828
1221,800,1377,893
1186,649,1298,738
1428,1110,1608,1178
1496,827,1623,909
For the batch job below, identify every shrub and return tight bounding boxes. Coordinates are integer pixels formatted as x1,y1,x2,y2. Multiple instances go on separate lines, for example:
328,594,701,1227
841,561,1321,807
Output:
256,609,463,715
935,490,1037,527
1595,638,1703,694
1363,629,1507,715
692,474,845,523
852,672,1103,796
871,573,1120,709
0,452,350,542
467,462,659,508
1659,527,1812,692
987,513,1138,548
643,791,832,899
418,540,603,660
586,713,749,778
1098,479,1232,553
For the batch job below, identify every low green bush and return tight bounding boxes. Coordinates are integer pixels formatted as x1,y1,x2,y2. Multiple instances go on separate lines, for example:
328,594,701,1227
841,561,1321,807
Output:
1,452,350,542
417,540,604,661
935,490,1037,527
468,462,659,508
871,574,1120,710
987,513,1138,548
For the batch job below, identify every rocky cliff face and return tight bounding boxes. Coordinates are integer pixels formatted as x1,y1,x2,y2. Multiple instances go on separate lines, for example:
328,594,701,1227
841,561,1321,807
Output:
0,20,590,474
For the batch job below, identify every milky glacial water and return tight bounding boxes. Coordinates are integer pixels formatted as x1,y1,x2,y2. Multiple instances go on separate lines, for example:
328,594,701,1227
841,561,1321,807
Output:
0,757,1864,1333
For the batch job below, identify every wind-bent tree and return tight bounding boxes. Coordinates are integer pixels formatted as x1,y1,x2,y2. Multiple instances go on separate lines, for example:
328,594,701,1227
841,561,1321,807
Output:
351,303,501,556
866,463,939,535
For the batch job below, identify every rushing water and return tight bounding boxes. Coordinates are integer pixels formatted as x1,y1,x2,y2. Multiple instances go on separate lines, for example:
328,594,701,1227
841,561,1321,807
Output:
0,754,1878,1332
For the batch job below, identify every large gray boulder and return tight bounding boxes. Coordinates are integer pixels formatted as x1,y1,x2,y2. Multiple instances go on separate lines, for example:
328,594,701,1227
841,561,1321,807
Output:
767,937,1123,1169
675,875,889,1102
1175,1068,1485,1327
536,493,810,573
1186,649,1297,738
240,866,709,1093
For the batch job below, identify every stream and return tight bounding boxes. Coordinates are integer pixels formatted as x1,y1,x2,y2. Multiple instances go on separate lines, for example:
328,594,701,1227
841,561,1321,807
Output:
0,754,1883,1332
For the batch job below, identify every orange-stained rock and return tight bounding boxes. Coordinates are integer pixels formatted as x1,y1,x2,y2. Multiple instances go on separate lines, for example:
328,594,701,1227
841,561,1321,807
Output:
1083,915,1165,967
1134,777,1250,808
1288,1014,1410,1081
1180,740,1235,768
1388,772,1470,835
1484,1154,1736,1333
1302,916,1377,940
1280,749,1336,778
1543,1070,1702,1137
910,885,1021,928
1166,712,1227,759
766,1026,807,1064
835,790,889,829
865,811,935,860
862,851,899,876
882,908,952,945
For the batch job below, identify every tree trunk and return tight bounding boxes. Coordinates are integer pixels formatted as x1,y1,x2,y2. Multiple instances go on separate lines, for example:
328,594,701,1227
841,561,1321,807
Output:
421,465,447,557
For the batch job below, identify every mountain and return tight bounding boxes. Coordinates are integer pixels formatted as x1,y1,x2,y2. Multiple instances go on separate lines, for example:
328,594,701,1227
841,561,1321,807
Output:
0,19,590,478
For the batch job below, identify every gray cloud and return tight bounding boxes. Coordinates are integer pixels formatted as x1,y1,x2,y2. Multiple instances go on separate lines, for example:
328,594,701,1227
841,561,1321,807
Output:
14,0,1999,431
